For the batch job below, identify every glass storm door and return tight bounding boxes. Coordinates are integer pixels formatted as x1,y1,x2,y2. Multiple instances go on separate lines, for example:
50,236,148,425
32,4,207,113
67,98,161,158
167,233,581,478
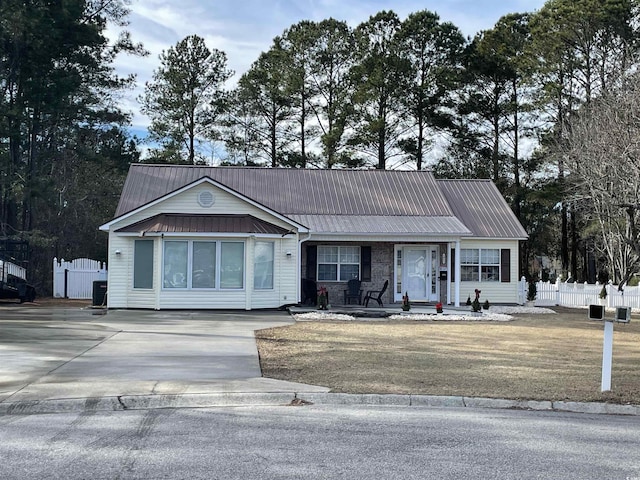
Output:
399,247,438,302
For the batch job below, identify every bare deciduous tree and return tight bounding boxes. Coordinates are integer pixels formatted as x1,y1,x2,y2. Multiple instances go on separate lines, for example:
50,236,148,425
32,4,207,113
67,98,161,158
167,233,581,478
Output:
564,73,640,284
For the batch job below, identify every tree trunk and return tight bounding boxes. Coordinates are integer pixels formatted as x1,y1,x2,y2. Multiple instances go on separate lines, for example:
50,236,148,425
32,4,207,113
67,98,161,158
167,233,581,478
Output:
512,78,521,219
377,98,386,170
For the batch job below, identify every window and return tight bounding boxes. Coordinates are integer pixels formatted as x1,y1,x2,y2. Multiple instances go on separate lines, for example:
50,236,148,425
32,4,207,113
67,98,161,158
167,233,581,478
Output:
254,241,274,290
220,242,244,289
192,242,216,288
480,249,500,281
317,246,360,281
134,240,154,289
164,241,188,288
460,248,500,282
162,240,244,290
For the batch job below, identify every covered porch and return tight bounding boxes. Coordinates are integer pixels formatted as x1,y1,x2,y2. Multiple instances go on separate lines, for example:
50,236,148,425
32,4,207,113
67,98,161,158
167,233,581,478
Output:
299,240,464,308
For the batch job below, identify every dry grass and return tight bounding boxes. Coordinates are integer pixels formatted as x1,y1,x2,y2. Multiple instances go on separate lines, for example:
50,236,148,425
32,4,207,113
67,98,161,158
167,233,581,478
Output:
255,307,640,404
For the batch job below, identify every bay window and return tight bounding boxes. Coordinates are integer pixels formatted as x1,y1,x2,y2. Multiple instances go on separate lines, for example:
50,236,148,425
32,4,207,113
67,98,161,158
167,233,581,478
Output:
163,240,244,289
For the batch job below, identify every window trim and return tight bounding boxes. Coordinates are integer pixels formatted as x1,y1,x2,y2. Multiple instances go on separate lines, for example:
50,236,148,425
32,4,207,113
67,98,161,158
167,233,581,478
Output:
162,239,245,291
317,245,361,282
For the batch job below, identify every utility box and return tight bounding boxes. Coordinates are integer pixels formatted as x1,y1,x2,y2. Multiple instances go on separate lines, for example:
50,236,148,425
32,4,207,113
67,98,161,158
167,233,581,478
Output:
92,280,107,307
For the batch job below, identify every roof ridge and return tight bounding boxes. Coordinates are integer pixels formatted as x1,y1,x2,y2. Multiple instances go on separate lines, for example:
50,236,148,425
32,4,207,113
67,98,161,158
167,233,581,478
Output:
131,164,434,173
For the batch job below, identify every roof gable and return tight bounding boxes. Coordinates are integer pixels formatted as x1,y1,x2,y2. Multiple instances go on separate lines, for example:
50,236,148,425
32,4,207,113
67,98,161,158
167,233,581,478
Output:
101,176,308,232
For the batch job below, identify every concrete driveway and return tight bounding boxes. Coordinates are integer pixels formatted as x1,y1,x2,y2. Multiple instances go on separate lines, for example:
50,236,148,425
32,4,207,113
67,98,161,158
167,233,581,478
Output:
0,305,328,405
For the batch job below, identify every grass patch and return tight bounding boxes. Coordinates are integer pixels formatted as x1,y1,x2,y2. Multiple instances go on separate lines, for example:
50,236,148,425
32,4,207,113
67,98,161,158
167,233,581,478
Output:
255,307,640,404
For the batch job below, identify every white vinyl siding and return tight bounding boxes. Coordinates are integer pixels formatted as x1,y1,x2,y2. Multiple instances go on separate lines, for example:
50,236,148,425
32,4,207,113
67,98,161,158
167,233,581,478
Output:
106,233,298,310
454,240,520,304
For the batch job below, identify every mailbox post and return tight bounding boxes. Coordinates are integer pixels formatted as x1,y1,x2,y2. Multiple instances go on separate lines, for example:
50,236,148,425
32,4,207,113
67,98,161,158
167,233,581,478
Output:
589,305,631,392
601,319,614,392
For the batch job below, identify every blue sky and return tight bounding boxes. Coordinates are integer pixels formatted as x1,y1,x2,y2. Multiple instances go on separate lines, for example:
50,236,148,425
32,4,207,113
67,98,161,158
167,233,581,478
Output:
111,0,548,137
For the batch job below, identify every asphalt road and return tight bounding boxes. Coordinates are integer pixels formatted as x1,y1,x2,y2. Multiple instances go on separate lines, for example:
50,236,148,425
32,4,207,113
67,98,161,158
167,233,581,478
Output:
1,404,639,480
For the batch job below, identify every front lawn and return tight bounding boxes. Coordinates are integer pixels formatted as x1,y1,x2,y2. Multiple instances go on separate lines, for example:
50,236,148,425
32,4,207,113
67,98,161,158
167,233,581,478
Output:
255,307,640,404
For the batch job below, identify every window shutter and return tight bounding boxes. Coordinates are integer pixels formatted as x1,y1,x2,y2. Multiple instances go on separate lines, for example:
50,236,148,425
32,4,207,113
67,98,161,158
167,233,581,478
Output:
361,246,371,282
306,245,317,280
450,248,455,283
501,249,511,283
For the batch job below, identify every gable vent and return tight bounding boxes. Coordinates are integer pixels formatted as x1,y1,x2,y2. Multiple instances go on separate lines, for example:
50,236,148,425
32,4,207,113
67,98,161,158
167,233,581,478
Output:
197,191,215,208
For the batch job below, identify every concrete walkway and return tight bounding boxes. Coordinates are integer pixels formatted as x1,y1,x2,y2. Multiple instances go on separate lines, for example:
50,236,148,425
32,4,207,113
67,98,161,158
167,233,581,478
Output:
0,306,329,407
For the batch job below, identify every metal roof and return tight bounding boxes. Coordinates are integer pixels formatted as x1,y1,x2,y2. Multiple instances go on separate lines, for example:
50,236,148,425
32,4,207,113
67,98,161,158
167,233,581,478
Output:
288,215,471,235
111,165,528,239
115,165,454,217
115,214,291,235
437,180,529,239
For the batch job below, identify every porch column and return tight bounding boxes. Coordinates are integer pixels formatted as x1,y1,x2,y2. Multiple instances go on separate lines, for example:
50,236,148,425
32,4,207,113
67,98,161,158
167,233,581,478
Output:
446,242,452,304
454,239,461,307
245,235,255,310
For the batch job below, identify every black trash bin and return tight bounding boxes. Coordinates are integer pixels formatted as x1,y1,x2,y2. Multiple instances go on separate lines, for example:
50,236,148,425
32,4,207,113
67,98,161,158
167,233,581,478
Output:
92,280,107,306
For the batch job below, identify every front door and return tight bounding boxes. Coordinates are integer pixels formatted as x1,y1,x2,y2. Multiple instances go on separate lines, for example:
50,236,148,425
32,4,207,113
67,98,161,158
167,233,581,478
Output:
397,246,439,302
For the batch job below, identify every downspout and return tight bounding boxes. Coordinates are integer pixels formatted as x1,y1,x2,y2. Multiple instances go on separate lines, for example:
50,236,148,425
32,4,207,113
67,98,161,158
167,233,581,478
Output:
297,232,311,304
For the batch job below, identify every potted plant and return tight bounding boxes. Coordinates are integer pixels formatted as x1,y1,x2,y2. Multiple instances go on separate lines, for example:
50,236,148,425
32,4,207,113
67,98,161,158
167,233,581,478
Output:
466,296,472,306
471,289,482,312
526,281,537,307
401,292,411,311
483,299,490,310
317,286,328,310
599,284,607,305
435,302,443,314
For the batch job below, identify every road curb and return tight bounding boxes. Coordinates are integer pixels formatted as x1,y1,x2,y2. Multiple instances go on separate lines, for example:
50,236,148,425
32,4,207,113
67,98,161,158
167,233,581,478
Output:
1,392,638,416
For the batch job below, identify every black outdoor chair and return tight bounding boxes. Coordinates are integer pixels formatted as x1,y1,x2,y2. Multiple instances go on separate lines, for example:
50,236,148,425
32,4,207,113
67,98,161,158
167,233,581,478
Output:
364,280,389,307
343,279,363,305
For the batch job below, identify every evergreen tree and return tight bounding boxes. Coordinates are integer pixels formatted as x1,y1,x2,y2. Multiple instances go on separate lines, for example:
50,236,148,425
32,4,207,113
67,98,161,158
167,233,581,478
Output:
141,35,233,165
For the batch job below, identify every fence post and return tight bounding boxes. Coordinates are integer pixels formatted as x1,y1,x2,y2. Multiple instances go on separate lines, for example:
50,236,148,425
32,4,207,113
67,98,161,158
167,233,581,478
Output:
519,276,526,305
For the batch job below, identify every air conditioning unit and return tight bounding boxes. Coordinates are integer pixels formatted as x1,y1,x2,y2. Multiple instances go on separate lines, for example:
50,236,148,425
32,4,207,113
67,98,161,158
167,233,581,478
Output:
615,306,631,323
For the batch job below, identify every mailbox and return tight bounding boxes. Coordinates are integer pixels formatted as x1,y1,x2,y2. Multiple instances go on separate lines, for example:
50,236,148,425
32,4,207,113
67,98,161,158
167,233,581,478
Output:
615,306,631,323
588,304,605,321
439,271,447,281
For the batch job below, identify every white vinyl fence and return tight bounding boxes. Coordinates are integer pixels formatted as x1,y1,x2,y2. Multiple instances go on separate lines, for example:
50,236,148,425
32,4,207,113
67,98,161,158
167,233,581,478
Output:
518,276,640,310
53,257,107,299
0,259,27,282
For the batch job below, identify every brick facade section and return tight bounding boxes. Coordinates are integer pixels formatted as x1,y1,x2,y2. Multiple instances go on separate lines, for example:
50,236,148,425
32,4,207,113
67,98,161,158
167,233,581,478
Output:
302,242,393,306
